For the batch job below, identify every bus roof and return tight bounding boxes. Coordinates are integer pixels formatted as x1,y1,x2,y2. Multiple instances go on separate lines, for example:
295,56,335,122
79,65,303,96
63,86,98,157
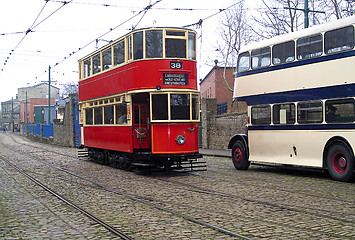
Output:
239,15,355,53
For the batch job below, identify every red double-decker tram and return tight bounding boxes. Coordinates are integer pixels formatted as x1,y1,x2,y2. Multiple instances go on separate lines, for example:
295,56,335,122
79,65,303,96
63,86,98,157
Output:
78,27,205,172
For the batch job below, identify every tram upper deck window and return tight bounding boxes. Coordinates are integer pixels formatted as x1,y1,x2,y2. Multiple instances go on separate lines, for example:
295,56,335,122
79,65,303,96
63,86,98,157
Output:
152,94,168,120
114,41,125,65
251,105,271,125
146,30,163,58
188,32,196,60
92,54,101,74
251,47,271,69
297,101,323,124
171,94,190,120
237,52,250,72
102,48,112,70
134,31,143,60
83,59,91,78
297,34,323,60
325,26,354,54
272,41,295,65
166,35,186,59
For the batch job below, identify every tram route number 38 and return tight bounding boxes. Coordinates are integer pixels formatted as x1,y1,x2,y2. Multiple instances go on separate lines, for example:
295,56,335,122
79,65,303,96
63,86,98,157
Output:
170,61,183,69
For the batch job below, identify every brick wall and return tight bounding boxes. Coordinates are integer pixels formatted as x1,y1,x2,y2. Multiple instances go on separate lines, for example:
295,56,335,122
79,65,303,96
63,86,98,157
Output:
201,98,247,150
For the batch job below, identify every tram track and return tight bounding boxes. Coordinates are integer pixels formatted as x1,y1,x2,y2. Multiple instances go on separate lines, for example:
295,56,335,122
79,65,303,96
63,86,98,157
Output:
0,135,253,239
2,133,355,239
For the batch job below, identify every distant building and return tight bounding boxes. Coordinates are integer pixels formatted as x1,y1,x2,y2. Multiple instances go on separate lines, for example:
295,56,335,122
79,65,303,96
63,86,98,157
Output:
200,63,237,114
18,83,60,102
0,98,20,131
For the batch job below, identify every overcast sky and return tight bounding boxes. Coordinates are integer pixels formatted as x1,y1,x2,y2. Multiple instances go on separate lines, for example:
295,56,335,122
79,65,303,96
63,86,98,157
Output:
0,0,261,104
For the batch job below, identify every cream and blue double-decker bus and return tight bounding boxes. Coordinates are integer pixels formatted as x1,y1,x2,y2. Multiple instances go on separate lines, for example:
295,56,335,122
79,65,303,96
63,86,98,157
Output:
228,16,355,182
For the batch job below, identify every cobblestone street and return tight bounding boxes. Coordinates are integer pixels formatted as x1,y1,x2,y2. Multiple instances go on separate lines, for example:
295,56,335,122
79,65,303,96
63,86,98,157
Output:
1,132,355,239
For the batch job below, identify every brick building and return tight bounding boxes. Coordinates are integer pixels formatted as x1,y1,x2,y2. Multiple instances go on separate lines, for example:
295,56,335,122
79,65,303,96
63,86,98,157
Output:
200,63,236,114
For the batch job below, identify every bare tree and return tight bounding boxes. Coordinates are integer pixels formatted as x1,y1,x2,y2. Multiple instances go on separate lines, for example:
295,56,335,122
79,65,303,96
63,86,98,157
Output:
214,0,253,91
60,81,78,99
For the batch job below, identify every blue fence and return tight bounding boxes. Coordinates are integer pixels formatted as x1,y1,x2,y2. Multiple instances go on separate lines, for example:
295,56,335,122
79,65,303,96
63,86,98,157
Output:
34,123,41,135
43,123,54,138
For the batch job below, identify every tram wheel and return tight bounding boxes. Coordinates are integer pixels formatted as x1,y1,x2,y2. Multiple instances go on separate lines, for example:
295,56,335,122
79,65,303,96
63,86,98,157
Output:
232,141,250,170
327,143,354,182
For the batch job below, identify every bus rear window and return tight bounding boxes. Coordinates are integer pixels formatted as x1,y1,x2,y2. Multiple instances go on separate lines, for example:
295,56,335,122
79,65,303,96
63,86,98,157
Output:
251,105,271,125
326,99,355,123
237,52,250,72
297,101,323,124
272,41,295,65
325,26,354,54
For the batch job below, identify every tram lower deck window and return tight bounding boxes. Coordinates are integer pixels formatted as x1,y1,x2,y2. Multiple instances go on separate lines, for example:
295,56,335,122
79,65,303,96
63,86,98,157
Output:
171,94,190,120
152,94,168,120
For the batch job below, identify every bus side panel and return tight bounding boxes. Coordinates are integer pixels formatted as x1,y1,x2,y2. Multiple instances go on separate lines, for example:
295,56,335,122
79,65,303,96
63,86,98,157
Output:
248,129,355,167
83,126,133,153
151,123,199,154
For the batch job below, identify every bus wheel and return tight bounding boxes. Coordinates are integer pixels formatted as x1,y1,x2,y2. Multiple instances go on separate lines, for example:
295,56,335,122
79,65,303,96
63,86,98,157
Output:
232,141,250,170
327,143,354,182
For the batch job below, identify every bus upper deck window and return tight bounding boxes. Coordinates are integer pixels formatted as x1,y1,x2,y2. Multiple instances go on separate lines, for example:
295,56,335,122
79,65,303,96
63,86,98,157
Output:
237,52,250,72
134,31,144,60
188,32,196,60
272,41,295,65
325,26,354,54
251,47,271,69
146,30,163,58
297,34,323,60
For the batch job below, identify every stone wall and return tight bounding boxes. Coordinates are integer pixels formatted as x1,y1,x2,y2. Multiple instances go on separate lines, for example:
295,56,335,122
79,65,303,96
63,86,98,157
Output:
201,98,247,150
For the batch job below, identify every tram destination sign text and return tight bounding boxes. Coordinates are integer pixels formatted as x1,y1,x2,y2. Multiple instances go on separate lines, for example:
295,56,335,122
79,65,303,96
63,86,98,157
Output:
163,73,188,86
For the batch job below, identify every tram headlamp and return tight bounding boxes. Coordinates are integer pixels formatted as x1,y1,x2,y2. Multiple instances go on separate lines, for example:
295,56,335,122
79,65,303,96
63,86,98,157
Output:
175,135,186,145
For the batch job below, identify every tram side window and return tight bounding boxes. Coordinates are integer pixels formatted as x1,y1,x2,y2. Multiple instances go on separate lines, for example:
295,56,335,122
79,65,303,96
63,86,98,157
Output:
85,108,93,125
192,94,199,120
237,52,250,72
94,107,103,124
325,26,355,54
152,94,168,120
188,32,196,60
272,41,295,65
83,59,91,78
326,99,355,123
102,48,112,70
166,38,186,58
146,30,163,58
116,103,127,124
251,47,271,69
114,41,125,66
251,105,271,125
171,94,190,120
104,105,114,124
273,103,295,124
297,34,323,60
297,101,323,124
134,31,143,60
92,54,101,74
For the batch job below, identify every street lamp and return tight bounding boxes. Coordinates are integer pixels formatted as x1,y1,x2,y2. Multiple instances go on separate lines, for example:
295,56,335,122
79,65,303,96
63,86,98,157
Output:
41,108,45,122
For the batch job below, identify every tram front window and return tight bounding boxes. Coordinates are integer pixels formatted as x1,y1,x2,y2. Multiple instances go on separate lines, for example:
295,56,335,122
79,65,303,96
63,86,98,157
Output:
152,94,168,120
166,39,186,58
171,94,190,120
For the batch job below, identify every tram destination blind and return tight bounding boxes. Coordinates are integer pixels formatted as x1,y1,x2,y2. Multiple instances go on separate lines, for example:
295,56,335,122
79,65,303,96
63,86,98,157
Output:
163,73,188,86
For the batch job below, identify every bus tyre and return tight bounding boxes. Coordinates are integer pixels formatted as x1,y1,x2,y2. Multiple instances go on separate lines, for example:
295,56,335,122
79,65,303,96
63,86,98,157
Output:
232,141,250,170
327,143,354,182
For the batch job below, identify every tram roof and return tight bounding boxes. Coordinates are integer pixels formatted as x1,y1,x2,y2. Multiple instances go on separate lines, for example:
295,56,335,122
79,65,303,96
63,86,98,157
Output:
239,15,355,53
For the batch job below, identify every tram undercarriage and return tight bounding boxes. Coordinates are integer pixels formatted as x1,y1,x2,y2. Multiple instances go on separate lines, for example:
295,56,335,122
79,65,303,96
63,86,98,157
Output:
79,147,206,173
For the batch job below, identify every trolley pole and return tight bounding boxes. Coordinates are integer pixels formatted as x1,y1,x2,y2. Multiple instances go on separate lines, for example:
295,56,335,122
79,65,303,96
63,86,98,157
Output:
285,0,325,28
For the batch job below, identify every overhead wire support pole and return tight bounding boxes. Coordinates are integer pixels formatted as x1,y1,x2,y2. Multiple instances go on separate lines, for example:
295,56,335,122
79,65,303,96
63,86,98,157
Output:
48,65,51,124
284,0,325,28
